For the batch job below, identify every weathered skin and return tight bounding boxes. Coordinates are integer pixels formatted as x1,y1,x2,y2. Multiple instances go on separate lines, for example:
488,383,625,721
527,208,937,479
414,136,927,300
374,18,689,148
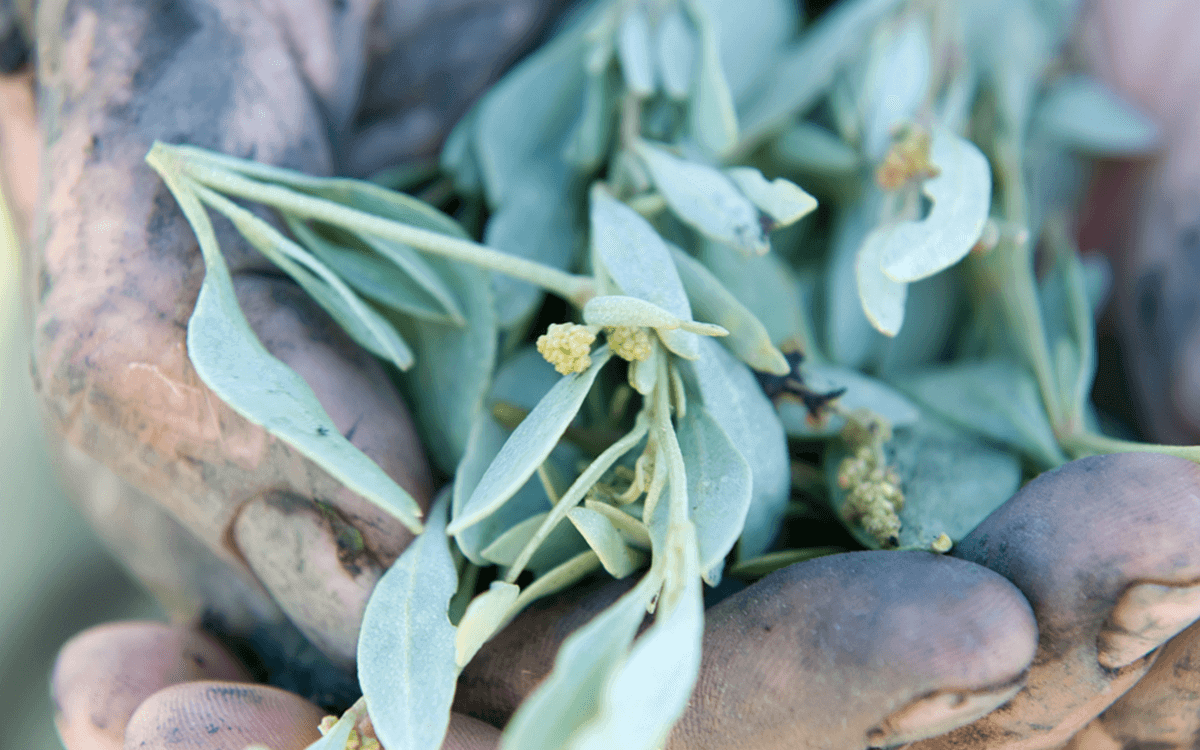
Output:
9,0,564,681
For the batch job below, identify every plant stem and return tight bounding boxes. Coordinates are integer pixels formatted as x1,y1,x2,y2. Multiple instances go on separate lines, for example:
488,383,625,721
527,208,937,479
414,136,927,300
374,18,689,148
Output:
179,155,597,307
1062,431,1200,465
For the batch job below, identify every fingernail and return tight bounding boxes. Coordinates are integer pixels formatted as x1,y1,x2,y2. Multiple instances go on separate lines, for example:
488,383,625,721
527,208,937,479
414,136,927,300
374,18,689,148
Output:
233,493,381,668
1097,581,1200,668
866,680,1024,747
123,681,324,750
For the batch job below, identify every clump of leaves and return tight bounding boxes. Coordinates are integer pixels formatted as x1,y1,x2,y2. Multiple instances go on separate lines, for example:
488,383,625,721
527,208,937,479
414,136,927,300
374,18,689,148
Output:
146,0,1200,747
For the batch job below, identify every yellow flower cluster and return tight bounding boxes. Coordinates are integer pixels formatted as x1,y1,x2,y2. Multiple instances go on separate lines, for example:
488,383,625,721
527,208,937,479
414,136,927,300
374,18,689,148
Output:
607,325,653,362
838,445,905,547
317,714,381,750
875,125,940,191
537,322,597,375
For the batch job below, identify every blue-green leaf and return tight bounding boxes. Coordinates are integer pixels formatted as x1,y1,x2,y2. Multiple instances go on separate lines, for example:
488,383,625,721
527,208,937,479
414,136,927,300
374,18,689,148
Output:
500,577,658,749
779,362,920,438
455,580,520,667
617,6,656,97
899,360,1065,467
686,0,738,155
449,347,614,535
635,143,767,255
860,16,931,158
877,128,992,283
692,0,798,103
857,223,909,336
724,167,817,227
687,338,789,559
678,405,752,585
568,506,641,577
1036,74,1159,154
144,158,424,533
358,490,456,750
770,121,861,175
655,6,696,100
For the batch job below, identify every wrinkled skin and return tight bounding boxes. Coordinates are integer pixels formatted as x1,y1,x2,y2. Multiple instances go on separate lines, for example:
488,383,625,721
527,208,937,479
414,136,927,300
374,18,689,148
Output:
5,0,1200,748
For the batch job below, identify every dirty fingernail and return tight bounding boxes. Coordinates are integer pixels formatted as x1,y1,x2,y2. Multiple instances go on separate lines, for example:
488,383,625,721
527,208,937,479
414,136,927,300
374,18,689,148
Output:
867,682,1025,747
123,681,324,750
233,493,381,668
1098,581,1200,668
52,621,248,750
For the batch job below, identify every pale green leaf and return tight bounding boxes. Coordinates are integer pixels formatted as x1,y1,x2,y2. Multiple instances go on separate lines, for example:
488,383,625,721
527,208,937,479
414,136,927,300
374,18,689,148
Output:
455,581,520,667
860,16,932,158
1036,74,1158,154
617,6,656,97
485,171,579,328
724,167,817,228
827,195,886,367
478,510,590,576
568,506,641,577
856,224,908,336
584,500,652,549
655,6,696,100
500,578,657,749
739,0,905,144
568,538,703,750
452,349,580,565
564,64,617,170
670,245,788,374
778,362,920,438
441,105,482,194
687,338,789,559
400,256,497,474
517,550,607,608
303,706,356,750
285,219,461,325
635,142,767,255
194,185,415,372
358,490,456,750
584,295,725,335
353,231,468,324
771,121,861,175
692,0,797,102
877,129,992,283
899,360,1064,467
144,160,425,533
449,347,615,534
678,405,752,585
828,420,1021,550
686,0,738,155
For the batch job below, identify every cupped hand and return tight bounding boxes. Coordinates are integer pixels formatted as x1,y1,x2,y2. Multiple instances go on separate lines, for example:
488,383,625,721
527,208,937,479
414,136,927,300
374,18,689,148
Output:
5,0,1200,748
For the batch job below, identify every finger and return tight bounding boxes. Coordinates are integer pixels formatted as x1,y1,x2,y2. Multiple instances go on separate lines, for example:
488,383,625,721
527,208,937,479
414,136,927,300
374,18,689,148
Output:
51,621,249,750
123,681,325,750
667,551,1036,750
444,713,502,750
1068,619,1200,749
911,452,1200,750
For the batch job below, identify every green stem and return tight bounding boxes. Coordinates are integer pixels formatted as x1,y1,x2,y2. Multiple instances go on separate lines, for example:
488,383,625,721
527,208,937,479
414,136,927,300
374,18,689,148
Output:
504,414,650,583
1062,432,1200,465
178,155,596,307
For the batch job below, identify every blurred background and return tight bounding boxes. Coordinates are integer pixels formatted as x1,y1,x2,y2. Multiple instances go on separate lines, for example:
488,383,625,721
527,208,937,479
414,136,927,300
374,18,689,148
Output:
0,183,160,746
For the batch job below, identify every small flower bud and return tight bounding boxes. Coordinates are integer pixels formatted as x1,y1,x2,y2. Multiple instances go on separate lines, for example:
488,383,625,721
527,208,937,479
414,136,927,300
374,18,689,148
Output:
537,323,597,375
607,326,654,362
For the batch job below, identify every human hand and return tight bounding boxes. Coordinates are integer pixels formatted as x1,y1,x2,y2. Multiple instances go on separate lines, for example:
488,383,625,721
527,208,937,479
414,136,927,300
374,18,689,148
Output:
7,0,1200,744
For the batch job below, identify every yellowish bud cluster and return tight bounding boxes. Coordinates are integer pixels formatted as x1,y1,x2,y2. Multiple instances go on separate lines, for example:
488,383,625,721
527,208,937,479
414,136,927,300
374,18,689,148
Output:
607,325,653,362
876,125,940,191
537,322,597,375
930,533,953,553
837,444,905,548
317,712,381,750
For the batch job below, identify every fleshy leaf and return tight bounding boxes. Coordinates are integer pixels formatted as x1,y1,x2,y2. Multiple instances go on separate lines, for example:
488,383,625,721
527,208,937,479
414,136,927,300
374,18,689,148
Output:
899,360,1065,467
358,490,456,750
583,295,726,335
827,420,1021,551
479,510,590,576
828,194,886,367
856,224,908,336
617,6,656,97
687,338,789,560
670,245,789,374
400,255,497,474
692,0,797,102
778,362,920,438
568,506,641,578
144,158,424,533
500,578,657,749
449,347,614,534
303,704,357,750
686,0,738,155
770,121,861,174
859,16,932,158
1036,74,1158,154
876,128,993,284
584,500,652,549
635,143,767,255
455,580,521,667
678,405,752,585
655,6,696,100
724,167,818,228
286,219,462,325
628,337,662,395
